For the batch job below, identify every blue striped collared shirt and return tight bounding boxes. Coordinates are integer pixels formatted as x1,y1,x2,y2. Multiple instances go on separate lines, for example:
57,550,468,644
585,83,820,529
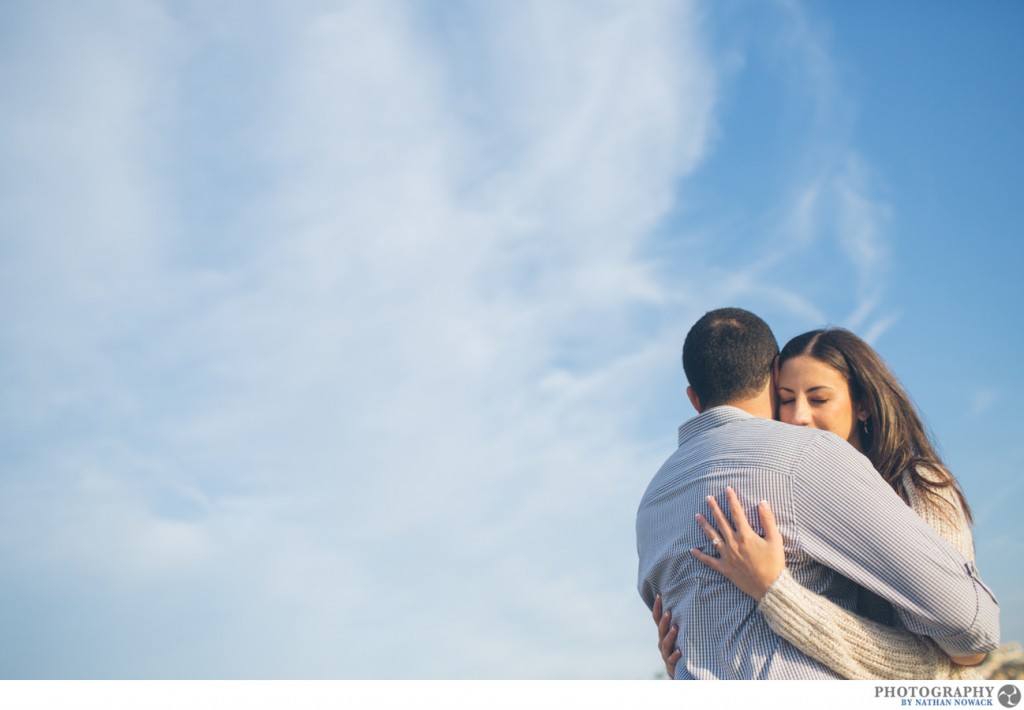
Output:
636,406,999,679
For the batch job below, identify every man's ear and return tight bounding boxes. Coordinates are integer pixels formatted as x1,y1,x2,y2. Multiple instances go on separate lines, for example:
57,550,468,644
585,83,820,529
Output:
686,386,702,413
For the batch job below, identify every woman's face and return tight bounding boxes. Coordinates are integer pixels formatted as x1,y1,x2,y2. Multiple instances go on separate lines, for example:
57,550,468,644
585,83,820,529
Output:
777,355,866,451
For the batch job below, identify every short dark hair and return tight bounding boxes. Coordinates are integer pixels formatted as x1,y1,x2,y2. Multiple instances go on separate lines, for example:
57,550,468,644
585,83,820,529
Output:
682,308,779,408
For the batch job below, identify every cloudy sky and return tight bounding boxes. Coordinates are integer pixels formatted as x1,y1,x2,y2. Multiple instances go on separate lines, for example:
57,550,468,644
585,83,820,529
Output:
1,1,1021,679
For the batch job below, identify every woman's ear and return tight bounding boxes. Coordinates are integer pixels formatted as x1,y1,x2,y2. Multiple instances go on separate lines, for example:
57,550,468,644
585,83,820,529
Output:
856,405,870,423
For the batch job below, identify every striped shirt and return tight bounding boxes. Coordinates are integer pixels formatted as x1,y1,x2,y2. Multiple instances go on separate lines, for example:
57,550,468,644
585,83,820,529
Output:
636,406,1000,680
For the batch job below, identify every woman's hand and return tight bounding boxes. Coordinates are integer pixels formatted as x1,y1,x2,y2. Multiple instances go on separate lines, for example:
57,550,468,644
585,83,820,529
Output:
690,487,785,601
652,594,681,679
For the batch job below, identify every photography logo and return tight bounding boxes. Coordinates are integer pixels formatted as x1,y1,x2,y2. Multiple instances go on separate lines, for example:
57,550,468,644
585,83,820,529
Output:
999,685,1021,709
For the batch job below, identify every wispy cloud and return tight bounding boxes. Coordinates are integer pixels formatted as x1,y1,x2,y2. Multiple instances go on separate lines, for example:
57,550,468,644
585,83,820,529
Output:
0,0,919,678
0,0,722,678
968,389,999,417
692,2,896,341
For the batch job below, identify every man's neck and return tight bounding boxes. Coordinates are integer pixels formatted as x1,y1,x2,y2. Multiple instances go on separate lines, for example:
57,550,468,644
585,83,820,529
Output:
721,395,773,420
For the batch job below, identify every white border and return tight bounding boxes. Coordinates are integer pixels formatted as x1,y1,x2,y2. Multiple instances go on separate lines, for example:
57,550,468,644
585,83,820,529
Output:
0,680,1018,710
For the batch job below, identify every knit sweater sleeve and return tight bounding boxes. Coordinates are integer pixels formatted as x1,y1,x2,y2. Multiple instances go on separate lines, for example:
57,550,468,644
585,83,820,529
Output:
756,470,979,680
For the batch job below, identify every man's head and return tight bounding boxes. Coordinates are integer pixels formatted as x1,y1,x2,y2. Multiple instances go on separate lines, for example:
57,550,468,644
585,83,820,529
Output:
682,308,779,411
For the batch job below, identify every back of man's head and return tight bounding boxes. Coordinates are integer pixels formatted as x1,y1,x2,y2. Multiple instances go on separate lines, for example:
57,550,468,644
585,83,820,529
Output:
682,308,779,409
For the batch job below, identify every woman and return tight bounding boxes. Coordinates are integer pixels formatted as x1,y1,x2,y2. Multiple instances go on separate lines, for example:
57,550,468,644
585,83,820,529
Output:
654,327,989,680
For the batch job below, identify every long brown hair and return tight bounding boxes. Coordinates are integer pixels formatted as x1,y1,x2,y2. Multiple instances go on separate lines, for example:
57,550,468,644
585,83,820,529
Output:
779,328,972,523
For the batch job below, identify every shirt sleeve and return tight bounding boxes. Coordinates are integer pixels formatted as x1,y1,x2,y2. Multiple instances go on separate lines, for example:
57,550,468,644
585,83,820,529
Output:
756,469,984,679
789,433,999,658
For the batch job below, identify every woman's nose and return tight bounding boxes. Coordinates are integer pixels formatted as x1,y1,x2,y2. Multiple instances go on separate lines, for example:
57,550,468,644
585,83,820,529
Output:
792,400,813,426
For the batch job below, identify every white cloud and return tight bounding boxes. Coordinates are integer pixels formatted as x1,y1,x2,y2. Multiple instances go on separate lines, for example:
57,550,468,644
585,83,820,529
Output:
969,389,998,417
0,0,720,678
0,0,914,679
703,2,897,340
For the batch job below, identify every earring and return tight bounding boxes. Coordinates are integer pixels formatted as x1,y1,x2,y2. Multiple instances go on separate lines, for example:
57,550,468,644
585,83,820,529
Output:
862,419,870,436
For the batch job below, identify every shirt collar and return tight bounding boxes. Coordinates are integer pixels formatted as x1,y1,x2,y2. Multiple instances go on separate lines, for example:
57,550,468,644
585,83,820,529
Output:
677,405,755,447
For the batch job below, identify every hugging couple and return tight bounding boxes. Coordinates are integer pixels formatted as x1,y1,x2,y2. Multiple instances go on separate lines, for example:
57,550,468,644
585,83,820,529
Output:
636,308,1000,680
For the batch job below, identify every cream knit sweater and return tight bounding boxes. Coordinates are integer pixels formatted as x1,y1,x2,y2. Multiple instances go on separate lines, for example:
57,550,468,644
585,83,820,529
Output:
757,468,982,680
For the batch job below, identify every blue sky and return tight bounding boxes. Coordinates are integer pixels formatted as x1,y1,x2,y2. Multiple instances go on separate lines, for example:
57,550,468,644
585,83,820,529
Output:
0,1,1021,679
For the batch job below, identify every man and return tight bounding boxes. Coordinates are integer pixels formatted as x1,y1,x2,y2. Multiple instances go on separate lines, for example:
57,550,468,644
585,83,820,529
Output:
636,308,999,679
